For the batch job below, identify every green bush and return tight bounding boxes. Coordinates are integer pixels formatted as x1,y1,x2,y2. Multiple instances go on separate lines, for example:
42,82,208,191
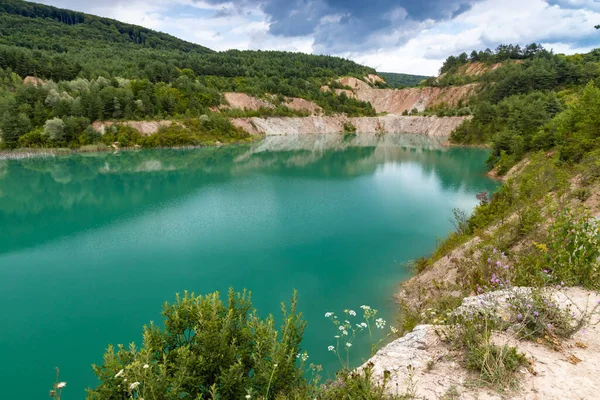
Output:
319,364,406,400
506,288,579,342
342,121,357,133
18,128,49,148
88,289,306,400
542,208,600,289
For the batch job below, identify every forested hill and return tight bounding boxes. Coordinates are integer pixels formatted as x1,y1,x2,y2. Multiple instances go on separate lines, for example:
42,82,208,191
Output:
0,0,375,82
0,0,213,53
379,72,430,88
0,0,384,149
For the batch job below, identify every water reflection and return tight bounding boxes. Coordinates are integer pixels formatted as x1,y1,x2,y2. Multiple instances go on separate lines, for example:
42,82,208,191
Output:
0,134,499,398
0,134,492,254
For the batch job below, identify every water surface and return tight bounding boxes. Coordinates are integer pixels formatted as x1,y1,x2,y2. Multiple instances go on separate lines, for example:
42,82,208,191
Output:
0,134,498,398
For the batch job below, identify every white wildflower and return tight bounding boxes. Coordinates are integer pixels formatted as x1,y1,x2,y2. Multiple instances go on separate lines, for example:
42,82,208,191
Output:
57,382,66,389
301,353,309,362
274,364,278,368
338,326,345,331
360,305,371,310
325,312,333,318
335,335,340,338
328,345,335,352
390,326,398,334
246,396,251,399
143,364,149,369
342,329,348,336
115,369,124,379
344,320,350,324
346,342,352,347
360,322,367,328
349,310,356,316
129,382,140,391
375,318,386,329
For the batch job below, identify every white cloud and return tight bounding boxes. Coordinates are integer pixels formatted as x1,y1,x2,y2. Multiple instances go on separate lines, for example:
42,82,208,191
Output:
348,0,600,75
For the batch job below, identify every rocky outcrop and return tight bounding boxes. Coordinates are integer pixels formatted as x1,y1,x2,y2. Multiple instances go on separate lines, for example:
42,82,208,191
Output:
223,93,274,111
338,77,372,91
365,288,600,400
230,115,468,137
324,80,478,114
222,92,322,114
358,84,478,114
283,97,323,114
322,76,478,114
91,120,176,136
365,74,385,85
24,76,46,86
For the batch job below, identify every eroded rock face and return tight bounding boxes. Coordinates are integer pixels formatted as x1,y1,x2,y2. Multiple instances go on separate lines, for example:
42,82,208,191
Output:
222,93,323,114
223,93,274,111
355,84,478,114
230,115,469,137
322,76,478,114
283,97,323,114
91,120,176,136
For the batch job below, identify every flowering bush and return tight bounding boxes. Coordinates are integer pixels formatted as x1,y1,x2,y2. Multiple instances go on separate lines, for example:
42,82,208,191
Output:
506,288,579,342
49,368,66,400
88,289,307,400
543,208,600,289
325,305,397,370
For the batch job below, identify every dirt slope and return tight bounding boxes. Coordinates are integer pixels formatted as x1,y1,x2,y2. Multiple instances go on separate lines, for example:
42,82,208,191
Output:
222,93,274,111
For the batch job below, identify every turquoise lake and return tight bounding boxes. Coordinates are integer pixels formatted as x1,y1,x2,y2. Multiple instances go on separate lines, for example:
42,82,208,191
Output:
0,134,498,398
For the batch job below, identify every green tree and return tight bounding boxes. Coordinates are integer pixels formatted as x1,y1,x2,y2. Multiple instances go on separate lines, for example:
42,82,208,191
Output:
43,117,66,141
88,289,306,400
1,110,31,147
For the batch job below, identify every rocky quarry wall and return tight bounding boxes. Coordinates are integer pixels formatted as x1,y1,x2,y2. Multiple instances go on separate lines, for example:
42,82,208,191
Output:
230,115,468,137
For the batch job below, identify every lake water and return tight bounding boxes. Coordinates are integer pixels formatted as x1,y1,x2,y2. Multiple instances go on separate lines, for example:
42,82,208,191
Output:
0,134,498,398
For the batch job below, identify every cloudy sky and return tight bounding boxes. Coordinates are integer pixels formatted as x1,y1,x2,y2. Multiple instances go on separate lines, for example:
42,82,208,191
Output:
35,0,600,75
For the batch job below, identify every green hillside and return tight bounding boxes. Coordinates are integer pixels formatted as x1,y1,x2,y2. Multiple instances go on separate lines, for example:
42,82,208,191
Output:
379,72,430,88
0,0,382,149
0,0,374,82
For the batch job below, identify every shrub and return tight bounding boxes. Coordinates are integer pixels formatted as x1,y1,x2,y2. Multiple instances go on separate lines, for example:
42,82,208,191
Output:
443,313,527,390
79,125,102,145
464,341,526,387
18,128,49,148
506,288,580,342
88,289,306,400
319,363,407,400
44,117,66,141
542,208,600,289
342,121,357,133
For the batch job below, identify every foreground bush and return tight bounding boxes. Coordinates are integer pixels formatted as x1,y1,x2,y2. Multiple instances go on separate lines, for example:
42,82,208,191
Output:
88,289,306,400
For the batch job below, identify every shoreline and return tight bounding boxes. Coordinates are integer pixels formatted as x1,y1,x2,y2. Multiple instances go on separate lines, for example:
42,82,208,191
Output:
0,139,261,161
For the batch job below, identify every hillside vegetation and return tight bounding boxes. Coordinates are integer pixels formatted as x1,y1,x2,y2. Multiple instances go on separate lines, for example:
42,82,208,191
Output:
378,72,430,88
388,41,600,398
0,0,380,150
4,1,600,396
420,44,600,174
